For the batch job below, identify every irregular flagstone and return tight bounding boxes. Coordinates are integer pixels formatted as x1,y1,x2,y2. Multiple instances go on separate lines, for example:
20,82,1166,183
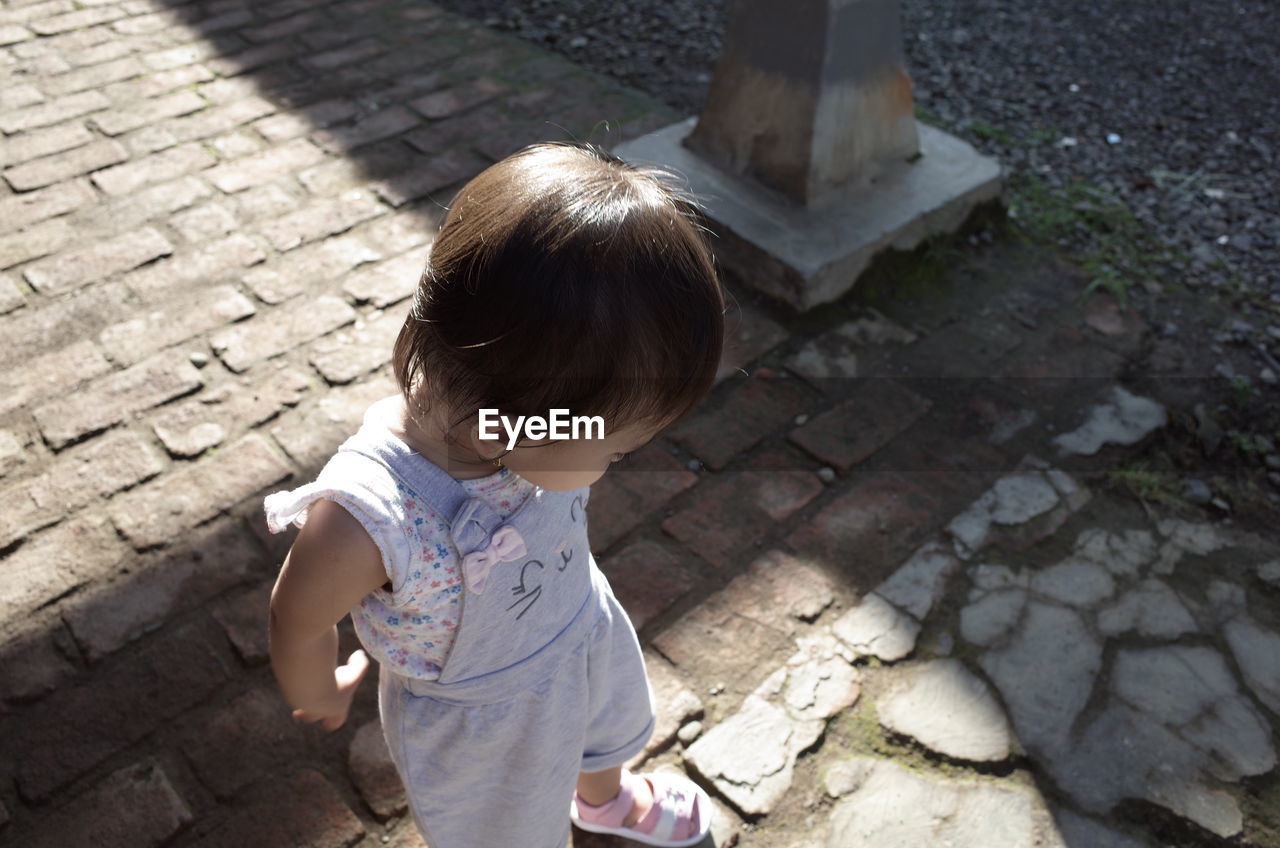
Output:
1096,578,1198,639
832,593,920,662
877,659,1014,762
684,633,858,816
822,758,875,798
978,601,1102,756
1028,558,1115,607
825,758,1037,848
960,588,1027,647
1156,518,1227,555
1257,560,1280,585
1223,614,1280,713
684,694,824,817
871,539,960,621
945,461,1089,558
1049,808,1151,848
1051,385,1167,456
1072,527,1157,578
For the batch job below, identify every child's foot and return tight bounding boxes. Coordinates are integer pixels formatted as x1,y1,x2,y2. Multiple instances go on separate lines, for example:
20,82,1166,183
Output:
571,769,712,847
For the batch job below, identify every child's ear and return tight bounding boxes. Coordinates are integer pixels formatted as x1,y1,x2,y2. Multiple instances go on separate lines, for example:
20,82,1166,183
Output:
465,418,504,462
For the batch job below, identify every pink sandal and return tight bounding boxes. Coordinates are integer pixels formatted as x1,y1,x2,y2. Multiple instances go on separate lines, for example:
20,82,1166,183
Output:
571,769,713,847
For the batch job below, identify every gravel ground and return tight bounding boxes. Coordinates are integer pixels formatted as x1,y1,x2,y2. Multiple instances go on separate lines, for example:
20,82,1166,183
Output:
436,0,1280,509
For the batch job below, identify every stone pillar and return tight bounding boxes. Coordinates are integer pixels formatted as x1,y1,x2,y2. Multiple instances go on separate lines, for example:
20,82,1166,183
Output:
614,0,1003,310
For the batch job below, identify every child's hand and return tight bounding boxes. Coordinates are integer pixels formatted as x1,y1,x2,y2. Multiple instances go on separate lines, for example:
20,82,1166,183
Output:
291,649,370,731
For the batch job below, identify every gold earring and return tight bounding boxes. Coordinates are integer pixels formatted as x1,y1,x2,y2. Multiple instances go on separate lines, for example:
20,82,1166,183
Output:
492,456,504,469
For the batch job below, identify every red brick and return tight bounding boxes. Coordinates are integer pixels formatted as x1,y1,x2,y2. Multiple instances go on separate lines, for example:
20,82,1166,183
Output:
102,63,213,100
23,225,172,294
107,434,292,548
261,189,386,251
29,5,125,34
98,283,255,365
92,88,207,135
42,55,143,96
243,232,380,303
106,174,214,230
670,375,811,470
340,250,423,307
3,0,73,22
33,349,204,448
210,579,273,664
0,90,109,133
304,35,386,70
349,719,406,819
651,586,795,699
252,97,358,143
0,276,24,314
1,83,45,111
785,472,947,590
212,295,357,373
65,37,137,68
599,539,696,630
241,10,320,42
204,41,294,76
308,308,404,384
112,11,172,34
789,379,933,471
407,76,507,119
0,120,93,167
0,428,165,548
0,616,78,703
184,687,309,798
3,137,127,191
716,300,789,383
662,470,823,568
313,105,419,153
717,550,835,633
92,141,216,195
32,760,192,847
141,40,221,71
0,338,112,416
371,148,487,207
0,24,34,44
0,282,131,370
269,373,398,467
65,521,270,660
0,216,72,270
586,445,698,551
205,138,326,193
0,512,131,622
4,616,235,801
188,769,365,848
165,96,277,143
124,233,265,301
169,200,239,242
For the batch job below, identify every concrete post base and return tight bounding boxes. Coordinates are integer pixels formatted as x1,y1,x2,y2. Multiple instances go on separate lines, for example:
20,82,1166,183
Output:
614,116,1004,311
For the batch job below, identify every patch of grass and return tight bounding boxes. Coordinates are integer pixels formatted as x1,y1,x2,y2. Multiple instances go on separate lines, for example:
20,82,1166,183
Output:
1006,174,1168,307
969,118,1012,146
1103,461,1197,517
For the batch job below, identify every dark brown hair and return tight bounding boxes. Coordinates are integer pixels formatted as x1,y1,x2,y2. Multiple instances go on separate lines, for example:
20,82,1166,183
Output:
393,142,724,439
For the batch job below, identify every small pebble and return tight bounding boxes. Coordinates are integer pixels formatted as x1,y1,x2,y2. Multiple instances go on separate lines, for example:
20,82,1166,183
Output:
1183,478,1212,504
1210,496,1231,512
677,721,703,745
686,459,702,472
1106,132,1122,144
817,467,837,484
1260,368,1277,385
1264,454,1280,471
794,414,809,426
708,683,725,696
189,351,209,367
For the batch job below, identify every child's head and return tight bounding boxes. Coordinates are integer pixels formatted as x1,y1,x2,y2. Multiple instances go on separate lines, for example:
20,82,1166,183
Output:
394,142,724,489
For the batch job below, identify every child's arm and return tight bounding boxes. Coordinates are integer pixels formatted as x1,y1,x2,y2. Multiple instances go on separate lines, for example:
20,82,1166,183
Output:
268,497,390,731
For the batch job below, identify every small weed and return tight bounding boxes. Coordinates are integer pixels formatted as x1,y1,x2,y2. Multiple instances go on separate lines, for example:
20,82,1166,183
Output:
1104,461,1196,517
1229,375,1255,409
969,118,1012,146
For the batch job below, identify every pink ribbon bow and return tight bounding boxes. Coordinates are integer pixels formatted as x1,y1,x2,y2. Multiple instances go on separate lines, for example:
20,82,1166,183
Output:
461,525,527,595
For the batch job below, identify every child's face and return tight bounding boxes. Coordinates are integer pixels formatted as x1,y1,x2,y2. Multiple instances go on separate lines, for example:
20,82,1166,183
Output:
473,420,662,491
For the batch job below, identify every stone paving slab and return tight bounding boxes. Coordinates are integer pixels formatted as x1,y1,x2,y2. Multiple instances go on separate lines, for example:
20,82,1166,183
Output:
1,1,1277,847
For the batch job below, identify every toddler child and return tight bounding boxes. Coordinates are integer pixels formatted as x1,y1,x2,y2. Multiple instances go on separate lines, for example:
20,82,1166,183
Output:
264,142,725,848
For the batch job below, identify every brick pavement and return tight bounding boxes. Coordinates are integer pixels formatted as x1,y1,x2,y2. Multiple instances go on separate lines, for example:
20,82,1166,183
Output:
2,1,1270,846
